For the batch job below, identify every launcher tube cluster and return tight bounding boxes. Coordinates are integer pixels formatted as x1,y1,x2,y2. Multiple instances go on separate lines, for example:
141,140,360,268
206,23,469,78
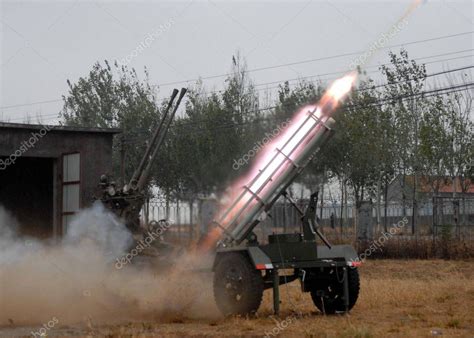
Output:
217,107,336,245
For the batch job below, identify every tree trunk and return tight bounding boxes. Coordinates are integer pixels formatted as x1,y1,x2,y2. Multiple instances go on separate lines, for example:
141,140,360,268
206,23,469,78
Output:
412,173,417,236
412,97,419,236
144,197,149,228
401,172,407,218
320,179,325,222
344,181,348,230
432,195,436,241
120,135,126,187
376,171,382,233
340,178,344,239
189,199,194,242
177,198,181,241
165,189,170,220
384,177,389,232
319,170,326,225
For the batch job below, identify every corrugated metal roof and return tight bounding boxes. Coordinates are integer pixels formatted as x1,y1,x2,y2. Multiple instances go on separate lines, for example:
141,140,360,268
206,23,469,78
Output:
0,122,121,134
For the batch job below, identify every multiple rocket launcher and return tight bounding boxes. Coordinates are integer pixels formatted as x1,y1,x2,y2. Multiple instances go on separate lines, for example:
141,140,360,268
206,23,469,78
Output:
204,73,357,248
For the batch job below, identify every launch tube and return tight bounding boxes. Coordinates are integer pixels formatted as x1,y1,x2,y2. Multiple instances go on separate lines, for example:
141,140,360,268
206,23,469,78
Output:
218,107,336,245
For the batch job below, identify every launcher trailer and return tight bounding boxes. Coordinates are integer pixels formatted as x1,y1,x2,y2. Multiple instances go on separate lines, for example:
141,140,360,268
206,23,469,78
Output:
209,104,361,316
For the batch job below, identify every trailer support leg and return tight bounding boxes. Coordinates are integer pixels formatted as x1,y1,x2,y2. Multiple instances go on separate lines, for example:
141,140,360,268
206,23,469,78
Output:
343,267,349,313
272,269,280,316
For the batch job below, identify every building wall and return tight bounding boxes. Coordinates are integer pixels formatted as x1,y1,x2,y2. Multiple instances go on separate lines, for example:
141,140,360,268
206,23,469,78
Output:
0,126,116,236
0,157,54,237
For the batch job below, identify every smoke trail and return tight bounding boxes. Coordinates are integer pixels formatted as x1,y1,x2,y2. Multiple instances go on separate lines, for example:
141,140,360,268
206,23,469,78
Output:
0,203,218,326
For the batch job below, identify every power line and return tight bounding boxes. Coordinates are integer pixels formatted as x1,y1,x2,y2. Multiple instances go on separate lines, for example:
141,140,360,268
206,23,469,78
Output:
1,49,472,112
0,99,62,110
348,82,474,109
250,52,474,90
5,64,473,125
358,65,474,92
121,82,474,145
46,81,474,144
156,31,474,87
207,58,474,97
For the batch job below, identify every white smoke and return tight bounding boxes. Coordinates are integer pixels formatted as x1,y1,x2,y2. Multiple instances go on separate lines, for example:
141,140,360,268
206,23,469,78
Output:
62,202,133,261
0,205,42,265
0,203,132,266
0,203,218,327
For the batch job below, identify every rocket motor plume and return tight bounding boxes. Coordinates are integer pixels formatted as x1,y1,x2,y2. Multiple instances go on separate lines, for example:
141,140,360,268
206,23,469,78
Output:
199,72,357,252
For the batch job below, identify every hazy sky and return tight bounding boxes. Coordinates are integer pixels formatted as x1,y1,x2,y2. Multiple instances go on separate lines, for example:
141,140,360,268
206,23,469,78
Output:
1,0,473,124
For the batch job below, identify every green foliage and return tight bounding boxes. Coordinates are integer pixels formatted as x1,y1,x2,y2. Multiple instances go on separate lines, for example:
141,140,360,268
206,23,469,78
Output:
418,95,451,191
158,54,263,198
332,78,385,202
60,61,159,181
442,88,474,192
380,50,427,176
60,49,473,204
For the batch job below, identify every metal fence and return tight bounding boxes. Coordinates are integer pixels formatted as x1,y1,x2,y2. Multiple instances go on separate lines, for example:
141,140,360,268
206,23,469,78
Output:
433,196,474,239
144,196,474,243
143,200,198,242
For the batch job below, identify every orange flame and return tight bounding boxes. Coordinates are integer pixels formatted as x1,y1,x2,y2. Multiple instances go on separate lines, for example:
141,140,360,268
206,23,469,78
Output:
327,72,358,102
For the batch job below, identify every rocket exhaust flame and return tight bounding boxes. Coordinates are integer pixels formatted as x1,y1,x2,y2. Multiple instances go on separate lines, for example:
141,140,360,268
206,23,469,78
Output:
199,72,357,251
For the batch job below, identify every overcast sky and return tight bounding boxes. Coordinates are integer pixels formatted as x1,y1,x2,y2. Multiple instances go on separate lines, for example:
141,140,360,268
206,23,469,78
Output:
0,0,473,124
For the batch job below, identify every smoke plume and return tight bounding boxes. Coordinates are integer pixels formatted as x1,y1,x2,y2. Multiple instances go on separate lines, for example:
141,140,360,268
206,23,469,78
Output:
0,203,218,327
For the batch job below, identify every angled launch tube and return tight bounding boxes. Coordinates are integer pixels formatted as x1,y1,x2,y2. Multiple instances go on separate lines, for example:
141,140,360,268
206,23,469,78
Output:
129,88,179,189
137,88,187,191
216,106,336,246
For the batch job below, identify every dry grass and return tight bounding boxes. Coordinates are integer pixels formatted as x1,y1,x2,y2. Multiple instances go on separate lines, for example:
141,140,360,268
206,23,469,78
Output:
355,238,474,259
2,260,474,337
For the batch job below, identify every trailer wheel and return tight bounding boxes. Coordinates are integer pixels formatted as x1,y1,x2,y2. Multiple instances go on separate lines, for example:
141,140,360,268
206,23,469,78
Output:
310,267,359,314
213,253,263,316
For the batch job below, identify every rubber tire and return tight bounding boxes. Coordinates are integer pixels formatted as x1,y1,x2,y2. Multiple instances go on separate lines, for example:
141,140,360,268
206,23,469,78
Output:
213,253,264,316
310,267,360,314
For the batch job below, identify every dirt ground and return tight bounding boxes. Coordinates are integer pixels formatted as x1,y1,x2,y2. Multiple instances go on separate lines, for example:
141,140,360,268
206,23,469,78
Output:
1,259,473,337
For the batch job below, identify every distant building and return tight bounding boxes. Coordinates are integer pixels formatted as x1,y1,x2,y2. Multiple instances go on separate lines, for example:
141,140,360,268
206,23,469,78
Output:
387,175,474,202
0,122,120,239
